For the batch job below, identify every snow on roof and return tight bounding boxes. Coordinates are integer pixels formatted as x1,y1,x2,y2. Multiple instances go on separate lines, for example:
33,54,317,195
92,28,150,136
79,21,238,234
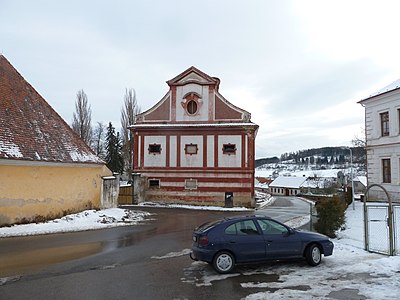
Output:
129,122,258,128
0,55,103,164
354,175,367,187
362,78,400,100
269,176,307,189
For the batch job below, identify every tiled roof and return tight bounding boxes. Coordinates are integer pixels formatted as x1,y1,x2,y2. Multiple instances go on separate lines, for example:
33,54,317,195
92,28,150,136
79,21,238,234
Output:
0,55,103,164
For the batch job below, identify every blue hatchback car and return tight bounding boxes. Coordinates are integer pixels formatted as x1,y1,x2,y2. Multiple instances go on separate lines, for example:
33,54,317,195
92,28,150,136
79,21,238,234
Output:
190,215,334,273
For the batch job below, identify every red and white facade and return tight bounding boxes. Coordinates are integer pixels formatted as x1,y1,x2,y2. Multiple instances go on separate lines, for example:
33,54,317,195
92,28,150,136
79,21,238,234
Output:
130,67,258,207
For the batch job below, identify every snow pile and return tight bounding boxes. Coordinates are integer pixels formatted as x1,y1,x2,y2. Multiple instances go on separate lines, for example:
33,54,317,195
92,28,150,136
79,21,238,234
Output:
133,202,251,211
0,209,151,237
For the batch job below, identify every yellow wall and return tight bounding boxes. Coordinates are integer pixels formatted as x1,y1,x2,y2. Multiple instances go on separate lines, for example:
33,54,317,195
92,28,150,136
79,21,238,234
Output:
0,162,112,226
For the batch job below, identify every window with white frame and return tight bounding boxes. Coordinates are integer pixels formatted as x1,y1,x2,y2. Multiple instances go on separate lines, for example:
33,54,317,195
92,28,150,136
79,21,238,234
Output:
185,143,198,155
185,179,198,190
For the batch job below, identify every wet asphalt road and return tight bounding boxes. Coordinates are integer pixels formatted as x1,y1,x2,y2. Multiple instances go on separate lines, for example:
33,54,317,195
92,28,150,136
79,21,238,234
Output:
0,197,311,300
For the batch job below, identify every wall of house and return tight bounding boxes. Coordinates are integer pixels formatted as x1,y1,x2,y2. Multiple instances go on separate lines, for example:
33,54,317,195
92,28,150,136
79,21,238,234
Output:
363,91,400,202
138,132,246,169
0,162,111,226
269,187,300,196
175,83,209,122
366,145,400,201
133,128,256,207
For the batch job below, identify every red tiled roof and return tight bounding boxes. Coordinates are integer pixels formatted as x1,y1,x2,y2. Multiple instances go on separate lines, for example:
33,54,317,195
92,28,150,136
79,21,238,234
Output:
0,55,103,164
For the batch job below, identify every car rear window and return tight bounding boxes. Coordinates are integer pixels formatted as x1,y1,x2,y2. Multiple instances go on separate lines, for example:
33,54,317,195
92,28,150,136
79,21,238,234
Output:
195,219,224,232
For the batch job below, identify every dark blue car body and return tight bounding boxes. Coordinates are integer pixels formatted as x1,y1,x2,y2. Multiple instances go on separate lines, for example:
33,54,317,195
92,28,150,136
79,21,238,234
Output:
190,215,334,273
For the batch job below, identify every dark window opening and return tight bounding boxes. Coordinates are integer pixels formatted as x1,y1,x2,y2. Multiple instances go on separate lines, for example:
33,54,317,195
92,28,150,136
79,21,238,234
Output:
149,179,160,188
382,159,391,183
380,112,389,137
187,100,198,115
148,144,161,154
223,143,236,155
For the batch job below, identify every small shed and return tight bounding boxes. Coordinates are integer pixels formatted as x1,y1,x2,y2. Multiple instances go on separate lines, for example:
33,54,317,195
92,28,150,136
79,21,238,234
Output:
352,176,367,194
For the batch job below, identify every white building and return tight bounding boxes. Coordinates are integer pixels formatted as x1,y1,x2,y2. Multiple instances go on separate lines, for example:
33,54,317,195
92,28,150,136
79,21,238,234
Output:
269,176,307,196
358,80,400,202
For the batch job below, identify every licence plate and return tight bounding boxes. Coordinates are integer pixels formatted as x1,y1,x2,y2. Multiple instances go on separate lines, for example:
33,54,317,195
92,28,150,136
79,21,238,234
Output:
192,236,197,242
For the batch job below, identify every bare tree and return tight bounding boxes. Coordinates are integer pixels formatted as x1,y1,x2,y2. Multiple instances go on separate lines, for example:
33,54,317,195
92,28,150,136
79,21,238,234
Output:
352,127,366,147
72,90,92,146
120,88,140,179
92,121,106,159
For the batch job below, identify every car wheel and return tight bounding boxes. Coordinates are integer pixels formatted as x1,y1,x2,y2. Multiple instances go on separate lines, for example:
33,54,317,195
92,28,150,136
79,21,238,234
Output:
213,251,235,274
306,244,322,266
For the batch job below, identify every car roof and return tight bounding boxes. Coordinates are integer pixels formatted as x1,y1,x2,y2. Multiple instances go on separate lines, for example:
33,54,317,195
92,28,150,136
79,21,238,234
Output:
223,215,272,222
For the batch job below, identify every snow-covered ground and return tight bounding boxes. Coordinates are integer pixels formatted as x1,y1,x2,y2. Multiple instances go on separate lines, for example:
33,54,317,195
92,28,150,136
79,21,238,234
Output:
0,202,252,238
1,200,399,298
0,208,151,237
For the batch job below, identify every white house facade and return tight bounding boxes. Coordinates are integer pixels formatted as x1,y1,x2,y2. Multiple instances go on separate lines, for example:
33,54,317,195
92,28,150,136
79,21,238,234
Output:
130,67,258,207
358,80,400,202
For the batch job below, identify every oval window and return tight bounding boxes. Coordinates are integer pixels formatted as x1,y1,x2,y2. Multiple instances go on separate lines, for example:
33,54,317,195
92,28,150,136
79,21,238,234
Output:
187,100,198,115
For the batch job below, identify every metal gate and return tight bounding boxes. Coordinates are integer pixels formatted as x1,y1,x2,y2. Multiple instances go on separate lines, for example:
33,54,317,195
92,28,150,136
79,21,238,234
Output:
366,205,390,255
363,184,398,256
395,206,400,255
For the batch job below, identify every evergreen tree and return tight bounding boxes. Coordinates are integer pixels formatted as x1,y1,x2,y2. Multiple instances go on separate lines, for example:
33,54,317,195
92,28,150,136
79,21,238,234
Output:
105,122,124,173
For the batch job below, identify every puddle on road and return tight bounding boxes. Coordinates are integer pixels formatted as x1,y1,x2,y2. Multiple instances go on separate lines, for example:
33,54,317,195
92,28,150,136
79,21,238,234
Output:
101,227,158,252
0,243,102,277
1,226,158,278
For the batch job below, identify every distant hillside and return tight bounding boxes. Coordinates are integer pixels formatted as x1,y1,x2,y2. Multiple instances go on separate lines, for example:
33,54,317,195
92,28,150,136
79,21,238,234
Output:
256,146,366,169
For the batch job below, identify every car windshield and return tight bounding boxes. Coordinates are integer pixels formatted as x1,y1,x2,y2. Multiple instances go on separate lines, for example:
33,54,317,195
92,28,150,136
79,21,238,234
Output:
195,219,224,232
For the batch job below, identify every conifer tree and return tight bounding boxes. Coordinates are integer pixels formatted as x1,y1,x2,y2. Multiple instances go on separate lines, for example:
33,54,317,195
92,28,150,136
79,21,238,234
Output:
105,122,124,173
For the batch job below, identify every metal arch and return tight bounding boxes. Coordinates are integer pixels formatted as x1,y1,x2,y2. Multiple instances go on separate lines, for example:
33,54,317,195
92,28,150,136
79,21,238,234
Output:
363,184,394,256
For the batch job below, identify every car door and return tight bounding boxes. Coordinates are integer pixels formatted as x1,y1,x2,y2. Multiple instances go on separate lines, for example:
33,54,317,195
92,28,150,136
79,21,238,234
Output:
256,219,302,259
223,220,266,262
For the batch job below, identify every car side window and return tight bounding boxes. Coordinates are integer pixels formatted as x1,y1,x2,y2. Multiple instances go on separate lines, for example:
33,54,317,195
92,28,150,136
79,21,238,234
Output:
224,220,259,235
257,219,288,235
225,223,237,235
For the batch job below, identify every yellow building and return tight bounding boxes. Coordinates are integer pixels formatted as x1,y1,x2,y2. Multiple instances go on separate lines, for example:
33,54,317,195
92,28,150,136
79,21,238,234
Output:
0,55,112,226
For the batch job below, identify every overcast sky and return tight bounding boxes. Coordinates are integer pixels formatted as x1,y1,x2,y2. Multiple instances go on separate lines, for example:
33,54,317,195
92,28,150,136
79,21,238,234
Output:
1,0,400,158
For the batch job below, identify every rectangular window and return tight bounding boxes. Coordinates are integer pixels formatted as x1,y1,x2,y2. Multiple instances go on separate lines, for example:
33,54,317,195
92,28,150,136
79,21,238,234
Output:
382,159,391,183
184,143,198,155
149,179,160,188
380,112,389,136
222,143,236,155
148,144,161,154
185,179,198,190
398,109,400,133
